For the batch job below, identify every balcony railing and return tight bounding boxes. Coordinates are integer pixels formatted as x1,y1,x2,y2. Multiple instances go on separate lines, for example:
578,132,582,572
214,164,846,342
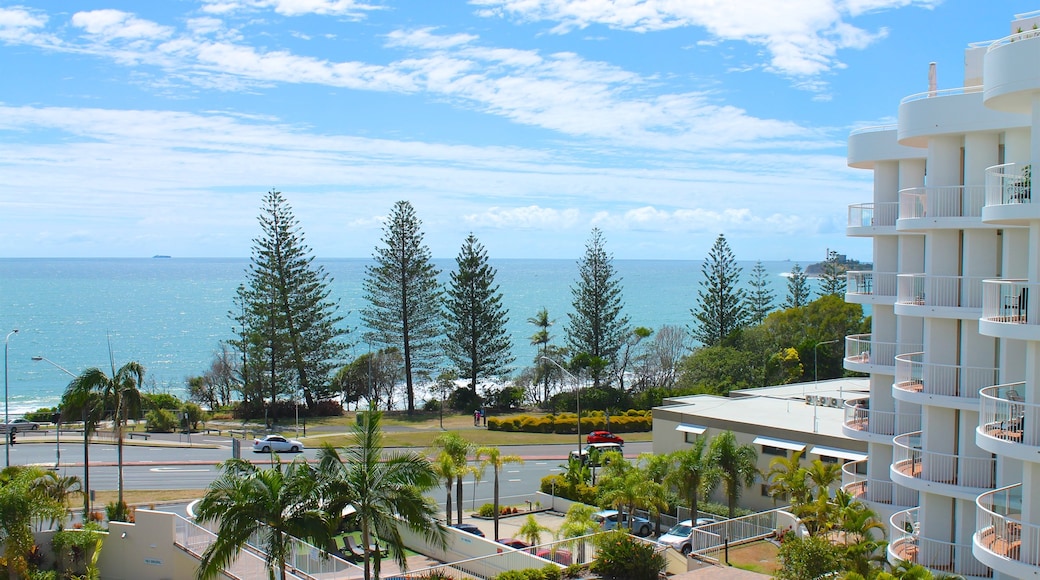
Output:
848,202,899,228
988,29,1040,51
849,124,898,136
899,85,983,104
890,508,992,578
892,431,995,490
894,352,998,401
843,398,921,437
899,185,987,220
981,279,1039,325
846,271,898,297
844,334,922,370
976,484,1040,569
896,274,985,310
979,383,1037,446
984,163,1032,206
842,460,918,507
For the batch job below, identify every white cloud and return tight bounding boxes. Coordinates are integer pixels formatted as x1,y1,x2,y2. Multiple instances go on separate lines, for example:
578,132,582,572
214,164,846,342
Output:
200,0,380,18
471,0,936,78
463,205,582,229
386,27,479,50
0,6,51,44
71,9,172,40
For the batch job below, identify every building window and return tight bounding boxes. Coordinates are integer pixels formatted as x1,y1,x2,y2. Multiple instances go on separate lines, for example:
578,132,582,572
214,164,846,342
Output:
761,484,784,499
685,432,702,444
761,445,787,457
818,455,839,464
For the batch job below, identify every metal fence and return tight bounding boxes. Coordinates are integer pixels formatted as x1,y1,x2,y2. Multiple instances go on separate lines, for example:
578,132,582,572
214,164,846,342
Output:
395,533,602,579
690,508,783,563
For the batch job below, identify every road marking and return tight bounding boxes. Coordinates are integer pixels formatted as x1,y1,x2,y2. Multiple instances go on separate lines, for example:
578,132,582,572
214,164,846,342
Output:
508,479,521,482
507,470,520,473
148,467,212,473
535,462,547,465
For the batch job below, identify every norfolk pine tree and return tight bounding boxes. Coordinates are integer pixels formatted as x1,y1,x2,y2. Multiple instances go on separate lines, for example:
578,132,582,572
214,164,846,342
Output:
819,250,848,297
566,228,630,388
784,263,811,308
231,189,347,410
443,234,514,393
362,201,442,414
745,260,775,325
691,234,746,347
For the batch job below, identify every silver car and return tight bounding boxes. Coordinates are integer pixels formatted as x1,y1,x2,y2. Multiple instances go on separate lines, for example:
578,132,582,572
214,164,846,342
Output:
252,434,304,453
657,517,718,555
3,418,40,433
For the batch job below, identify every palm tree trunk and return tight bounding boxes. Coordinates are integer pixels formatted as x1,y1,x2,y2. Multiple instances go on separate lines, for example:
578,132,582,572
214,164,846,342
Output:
116,408,125,506
493,467,500,541
445,478,452,525
82,412,90,517
455,475,464,525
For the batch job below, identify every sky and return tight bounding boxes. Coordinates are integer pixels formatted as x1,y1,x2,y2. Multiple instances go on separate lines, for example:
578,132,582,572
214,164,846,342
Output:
1,1,1037,261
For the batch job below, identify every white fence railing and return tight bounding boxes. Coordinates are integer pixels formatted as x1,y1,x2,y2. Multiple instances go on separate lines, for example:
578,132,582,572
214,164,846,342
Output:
399,534,602,579
243,526,360,578
890,508,992,578
892,431,995,490
982,279,1039,325
896,274,985,309
899,85,983,104
976,484,1040,569
899,185,987,219
979,382,1036,446
843,333,922,369
893,352,998,400
692,508,783,563
175,516,320,580
843,399,921,437
841,460,918,507
848,202,899,228
846,271,898,297
985,162,1032,206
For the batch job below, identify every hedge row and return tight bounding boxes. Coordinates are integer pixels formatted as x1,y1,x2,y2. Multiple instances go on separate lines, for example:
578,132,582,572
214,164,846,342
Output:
488,410,651,434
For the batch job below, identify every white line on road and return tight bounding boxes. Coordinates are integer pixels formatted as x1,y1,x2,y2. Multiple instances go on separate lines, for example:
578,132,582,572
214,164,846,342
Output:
508,479,521,482
148,467,212,473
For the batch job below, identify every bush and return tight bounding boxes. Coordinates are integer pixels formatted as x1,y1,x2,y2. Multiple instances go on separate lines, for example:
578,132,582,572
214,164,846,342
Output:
106,501,134,523
487,410,650,435
24,407,58,423
145,409,178,433
478,503,496,517
540,475,597,505
181,402,205,430
495,565,562,580
590,529,665,580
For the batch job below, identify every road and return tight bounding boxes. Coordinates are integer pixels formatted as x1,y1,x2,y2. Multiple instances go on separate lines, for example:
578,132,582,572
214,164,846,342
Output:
5,433,651,512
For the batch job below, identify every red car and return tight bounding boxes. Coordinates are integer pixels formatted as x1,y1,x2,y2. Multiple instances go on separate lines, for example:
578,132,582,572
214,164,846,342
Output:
586,430,624,445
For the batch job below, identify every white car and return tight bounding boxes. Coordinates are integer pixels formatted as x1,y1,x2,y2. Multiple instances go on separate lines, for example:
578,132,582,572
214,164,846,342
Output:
2,418,40,433
592,509,652,537
657,518,718,555
569,442,623,466
252,435,304,453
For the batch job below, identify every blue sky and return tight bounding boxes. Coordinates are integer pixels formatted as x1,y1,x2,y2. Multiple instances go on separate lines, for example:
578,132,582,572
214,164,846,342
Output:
1,1,1035,261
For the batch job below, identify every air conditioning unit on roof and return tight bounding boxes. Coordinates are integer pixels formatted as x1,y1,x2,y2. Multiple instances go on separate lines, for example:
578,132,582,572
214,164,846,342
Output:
805,395,816,405
828,397,839,407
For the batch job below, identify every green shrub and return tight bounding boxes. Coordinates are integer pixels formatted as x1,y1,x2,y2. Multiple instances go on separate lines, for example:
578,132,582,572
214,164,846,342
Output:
145,409,178,433
488,411,651,435
478,503,497,517
23,407,58,422
106,501,134,523
590,529,665,580
495,565,562,580
540,475,598,505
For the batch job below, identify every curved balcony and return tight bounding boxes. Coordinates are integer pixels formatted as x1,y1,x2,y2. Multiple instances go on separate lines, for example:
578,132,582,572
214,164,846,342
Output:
848,202,899,236
977,383,1040,461
842,460,918,509
847,124,923,170
895,274,984,319
893,353,998,410
975,484,1039,578
982,163,1039,224
845,271,897,306
980,279,1040,341
890,508,992,579
843,398,921,443
892,431,996,498
843,334,922,374
897,185,992,230
984,29,1040,114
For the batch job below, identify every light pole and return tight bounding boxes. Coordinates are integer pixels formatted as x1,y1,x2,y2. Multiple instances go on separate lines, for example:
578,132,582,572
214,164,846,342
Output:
4,329,19,467
812,339,838,433
541,356,582,457
32,356,76,472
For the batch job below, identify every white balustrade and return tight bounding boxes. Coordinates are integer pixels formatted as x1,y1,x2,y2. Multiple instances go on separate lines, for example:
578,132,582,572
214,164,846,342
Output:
899,185,987,219
976,484,1040,569
985,162,1032,206
890,507,992,578
848,202,899,228
979,383,1037,446
981,279,1039,325
843,398,921,436
894,353,998,400
897,274,985,309
844,333,922,369
893,431,995,490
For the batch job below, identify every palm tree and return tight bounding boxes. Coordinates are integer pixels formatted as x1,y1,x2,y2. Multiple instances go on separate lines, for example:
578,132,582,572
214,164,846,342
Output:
432,432,471,525
517,514,551,547
766,449,809,506
35,470,83,530
194,457,329,580
528,307,554,402
806,459,843,500
65,362,145,507
558,503,599,562
0,466,67,578
315,410,447,580
705,430,759,518
59,383,105,516
666,438,710,522
597,454,666,536
430,452,457,526
476,446,523,541
639,451,672,535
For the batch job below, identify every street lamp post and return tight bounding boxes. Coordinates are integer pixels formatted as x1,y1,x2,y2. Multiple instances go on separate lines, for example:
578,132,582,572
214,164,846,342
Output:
4,329,19,467
541,357,582,457
31,355,75,478
812,339,839,433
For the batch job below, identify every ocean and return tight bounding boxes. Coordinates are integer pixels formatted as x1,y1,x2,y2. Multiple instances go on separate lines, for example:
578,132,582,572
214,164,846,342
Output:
0,258,816,414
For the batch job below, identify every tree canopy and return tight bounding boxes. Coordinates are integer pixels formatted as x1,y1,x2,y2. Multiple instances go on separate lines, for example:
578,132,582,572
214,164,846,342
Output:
691,234,746,347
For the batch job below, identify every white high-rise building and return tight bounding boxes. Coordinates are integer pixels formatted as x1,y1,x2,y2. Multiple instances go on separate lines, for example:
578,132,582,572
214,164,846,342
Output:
843,10,1040,579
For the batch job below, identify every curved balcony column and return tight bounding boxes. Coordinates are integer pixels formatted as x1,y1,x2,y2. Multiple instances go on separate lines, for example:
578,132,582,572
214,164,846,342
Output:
894,353,998,410
980,279,1040,341
842,460,919,508
982,163,1039,224
842,397,922,443
843,334,922,374
892,431,996,499
895,274,985,319
845,272,898,306
897,185,994,230
890,508,992,579
977,383,1040,461
848,202,899,236
975,483,1040,578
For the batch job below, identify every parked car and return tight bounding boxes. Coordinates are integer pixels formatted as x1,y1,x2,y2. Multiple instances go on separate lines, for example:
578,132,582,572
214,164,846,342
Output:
592,509,652,537
657,518,715,555
497,538,530,549
252,434,304,453
452,523,485,537
586,430,624,445
2,418,40,433
536,548,572,565
569,442,623,466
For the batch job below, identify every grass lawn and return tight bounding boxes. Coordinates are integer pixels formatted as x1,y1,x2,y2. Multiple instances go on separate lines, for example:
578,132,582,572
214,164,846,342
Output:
93,489,206,508
724,540,780,575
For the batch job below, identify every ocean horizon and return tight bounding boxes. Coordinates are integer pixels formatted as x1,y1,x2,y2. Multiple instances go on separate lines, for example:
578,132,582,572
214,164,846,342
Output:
0,257,826,415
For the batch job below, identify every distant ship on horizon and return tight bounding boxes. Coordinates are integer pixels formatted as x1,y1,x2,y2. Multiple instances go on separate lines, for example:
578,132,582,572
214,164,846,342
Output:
152,255,171,259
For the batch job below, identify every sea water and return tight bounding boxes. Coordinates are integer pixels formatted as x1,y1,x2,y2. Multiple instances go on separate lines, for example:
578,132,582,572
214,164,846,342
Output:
0,258,817,414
